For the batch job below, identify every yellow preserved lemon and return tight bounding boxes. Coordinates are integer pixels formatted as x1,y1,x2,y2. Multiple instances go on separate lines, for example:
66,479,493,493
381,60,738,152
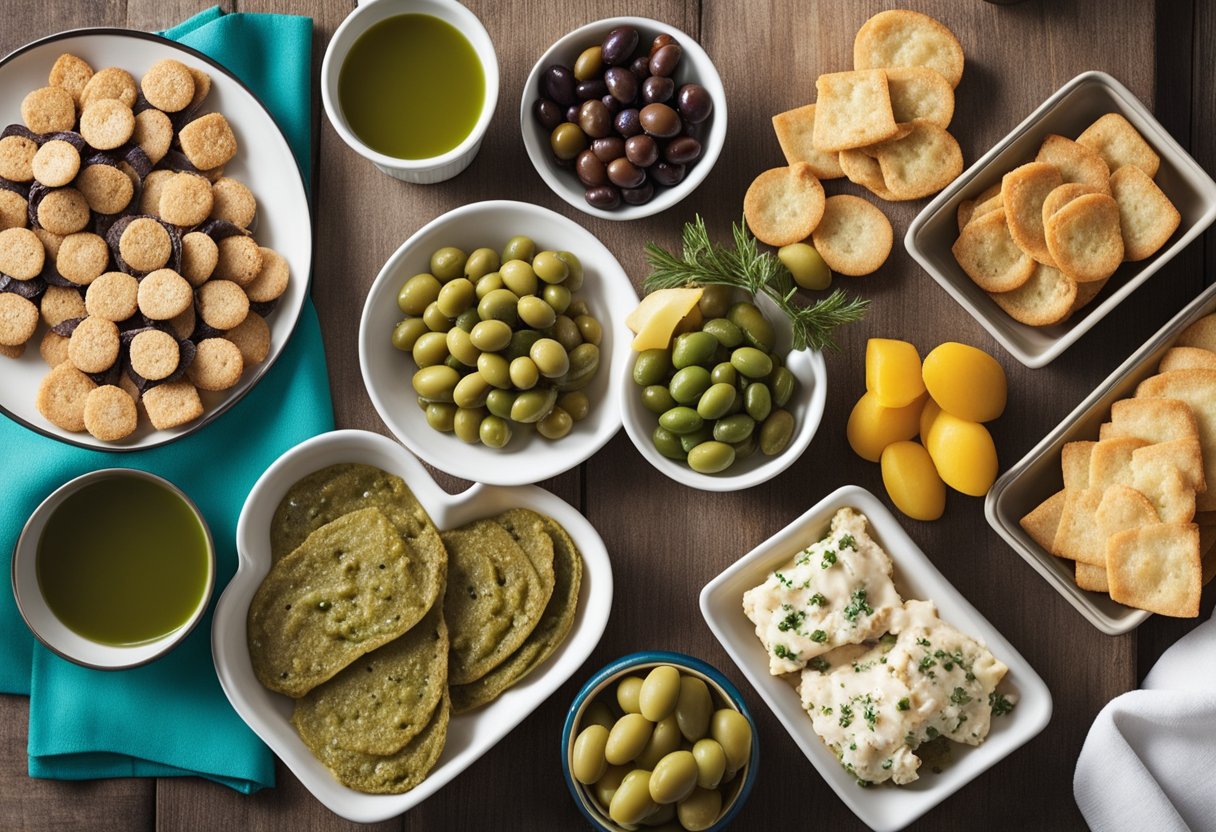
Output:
626,287,704,351
925,411,998,496
921,342,1007,423
919,397,941,441
865,338,926,408
881,441,946,520
846,390,926,462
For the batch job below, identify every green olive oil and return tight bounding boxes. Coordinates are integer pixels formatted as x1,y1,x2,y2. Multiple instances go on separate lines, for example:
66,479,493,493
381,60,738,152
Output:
338,13,485,159
36,475,211,646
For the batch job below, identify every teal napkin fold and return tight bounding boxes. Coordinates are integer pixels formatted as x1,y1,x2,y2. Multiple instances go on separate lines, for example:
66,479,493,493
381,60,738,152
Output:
0,7,332,794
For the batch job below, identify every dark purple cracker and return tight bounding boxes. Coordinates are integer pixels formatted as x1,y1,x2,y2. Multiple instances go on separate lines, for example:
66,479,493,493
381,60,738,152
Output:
0,177,29,198
51,316,84,337
155,148,200,175
87,363,123,387
123,145,153,180
104,213,182,275
26,181,50,228
0,273,47,300
197,218,251,242
1,124,42,144
249,298,279,318
44,131,87,153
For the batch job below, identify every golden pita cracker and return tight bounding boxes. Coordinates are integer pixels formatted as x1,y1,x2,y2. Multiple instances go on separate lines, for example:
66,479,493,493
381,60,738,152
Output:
1041,183,1098,225
1135,372,1216,511
884,66,954,127
1001,162,1063,266
1160,347,1216,373
771,104,845,180
1088,437,1148,491
1132,437,1207,494
1062,440,1096,490
1035,134,1112,193
812,69,900,152
1076,112,1160,178
952,208,1035,292
810,194,893,276
988,262,1077,327
853,9,965,88
1108,164,1180,261
1020,488,1066,551
1052,488,1105,565
1075,561,1109,593
871,120,963,199
1106,523,1201,617
1176,314,1216,354
1132,461,1195,525
1095,483,1159,538
743,162,825,246
1044,193,1124,283
1109,397,1200,445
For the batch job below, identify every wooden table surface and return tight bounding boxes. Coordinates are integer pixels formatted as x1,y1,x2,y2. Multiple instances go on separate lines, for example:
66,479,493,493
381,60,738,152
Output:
3,1,1214,829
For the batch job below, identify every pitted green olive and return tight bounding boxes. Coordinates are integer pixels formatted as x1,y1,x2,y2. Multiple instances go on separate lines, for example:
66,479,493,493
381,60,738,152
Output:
509,356,540,390
429,246,467,281
422,301,452,332
452,371,491,408
412,331,450,368
412,365,459,401
446,327,480,366
436,278,476,317
479,414,512,448
463,247,499,280
542,283,572,315
501,235,536,263
532,250,569,284
510,387,558,423
477,288,520,325
424,402,455,432
500,259,538,297
392,317,428,352
518,295,557,329
558,391,590,421
397,273,441,316
470,319,512,352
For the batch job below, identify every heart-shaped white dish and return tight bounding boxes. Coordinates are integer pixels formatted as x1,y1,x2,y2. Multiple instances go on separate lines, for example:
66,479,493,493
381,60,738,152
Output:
211,429,613,822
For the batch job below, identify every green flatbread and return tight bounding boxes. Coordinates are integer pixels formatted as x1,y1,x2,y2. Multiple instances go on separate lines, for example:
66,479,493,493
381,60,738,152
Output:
291,600,448,756
441,519,549,685
451,514,584,714
495,508,556,597
247,507,436,698
311,690,451,795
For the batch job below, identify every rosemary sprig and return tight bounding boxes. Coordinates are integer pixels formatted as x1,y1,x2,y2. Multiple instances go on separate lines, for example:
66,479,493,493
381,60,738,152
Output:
642,215,868,352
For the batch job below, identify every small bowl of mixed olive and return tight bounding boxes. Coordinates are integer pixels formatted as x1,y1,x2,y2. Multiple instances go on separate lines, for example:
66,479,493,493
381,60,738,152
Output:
358,199,638,486
618,288,828,492
521,17,726,221
561,651,758,832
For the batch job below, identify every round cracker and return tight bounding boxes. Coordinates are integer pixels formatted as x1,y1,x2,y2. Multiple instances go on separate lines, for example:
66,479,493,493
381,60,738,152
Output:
988,262,1077,327
1001,161,1063,266
1044,193,1124,283
1042,183,1098,225
83,384,138,442
742,162,825,247
854,9,965,88
811,194,893,277
1035,134,1111,194
951,208,1035,292
1109,164,1180,262
871,120,963,200
884,66,954,128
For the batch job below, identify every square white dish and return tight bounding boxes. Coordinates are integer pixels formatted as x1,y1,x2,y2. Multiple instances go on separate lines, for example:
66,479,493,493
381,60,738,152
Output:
211,429,612,822
700,485,1051,832
986,281,1216,635
906,70,1216,369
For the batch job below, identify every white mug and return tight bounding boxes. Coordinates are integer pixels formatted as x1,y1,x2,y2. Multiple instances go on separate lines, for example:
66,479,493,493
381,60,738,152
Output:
320,0,499,184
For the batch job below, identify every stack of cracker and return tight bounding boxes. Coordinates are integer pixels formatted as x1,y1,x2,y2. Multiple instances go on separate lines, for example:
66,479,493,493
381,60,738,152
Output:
1020,314,1216,617
953,113,1180,327
744,10,965,277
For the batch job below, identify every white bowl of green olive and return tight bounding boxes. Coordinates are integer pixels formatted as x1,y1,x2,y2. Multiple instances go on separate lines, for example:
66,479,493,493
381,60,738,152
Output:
521,17,727,221
358,200,638,486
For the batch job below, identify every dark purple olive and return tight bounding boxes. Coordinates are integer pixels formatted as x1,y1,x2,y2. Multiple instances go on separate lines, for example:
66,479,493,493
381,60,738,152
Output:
621,180,656,205
629,55,651,82
664,136,702,165
565,104,581,123
651,161,686,186
533,98,564,131
649,44,683,77
614,108,642,138
607,157,645,189
576,149,608,187
601,26,639,66
600,94,621,115
542,64,578,106
578,99,613,139
649,34,676,57
591,137,625,163
625,134,658,167
677,84,713,124
682,120,705,142
642,75,675,105
585,184,621,209
604,67,638,104
576,78,608,100
639,103,681,138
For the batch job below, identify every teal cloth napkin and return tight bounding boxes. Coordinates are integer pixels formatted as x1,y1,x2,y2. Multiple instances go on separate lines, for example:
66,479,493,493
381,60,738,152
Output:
0,7,332,794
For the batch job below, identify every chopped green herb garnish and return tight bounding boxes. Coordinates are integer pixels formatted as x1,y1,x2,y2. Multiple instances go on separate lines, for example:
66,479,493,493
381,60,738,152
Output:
778,609,805,632
821,551,837,569
839,704,854,728
838,533,857,551
810,629,828,643
843,588,873,622
809,657,830,672
897,697,910,712
882,759,893,770
989,691,1016,716
950,687,973,706
774,644,798,661
774,571,793,588
808,592,828,606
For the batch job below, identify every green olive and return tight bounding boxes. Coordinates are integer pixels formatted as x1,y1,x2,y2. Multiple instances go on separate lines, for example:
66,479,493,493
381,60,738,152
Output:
436,278,476,317
532,250,569,284
759,409,795,456
713,414,755,444
429,246,467,282
391,317,428,352
730,346,773,379
609,768,656,826
701,317,744,348
697,284,735,318
501,235,536,263
470,319,512,352
710,361,736,386
500,259,538,297
594,765,631,809
464,247,500,280
676,677,712,742
778,241,832,290
652,425,686,460
605,713,653,766
732,434,757,461
583,700,616,731
477,288,519,325
691,739,725,789
454,308,480,332
642,384,676,415
424,402,456,432
445,327,479,366
639,666,681,722
744,382,772,421
510,387,558,423
575,314,602,346
573,45,603,81
485,388,517,419
567,298,590,318
518,295,557,329
563,343,600,381
412,331,450,368
558,391,590,421
453,406,486,444
572,723,611,785
452,371,491,408
649,750,698,805
710,709,752,774
672,331,719,370
479,414,512,448
474,271,503,299
669,366,712,405
770,366,796,407
642,803,676,827
537,406,573,439
550,122,588,161
422,301,452,332
727,302,775,351
542,283,572,315
696,382,736,420
635,713,682,770
679,425,713,454
617,676,644,713
557,251,584,291
552,315,582,352
412,365,459,401
676,787,722,832
688,441,735,474
397,273,441,316
632,349,671,387
659,406,703,435
443,355,464,371
509,355,540,390
506,329,543,360
530,337,570,378
476,352,512,389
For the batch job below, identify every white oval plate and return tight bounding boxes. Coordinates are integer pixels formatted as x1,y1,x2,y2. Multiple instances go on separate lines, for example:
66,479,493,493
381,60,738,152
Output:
358,200,637,486
211,429,613,823
0,29,311,450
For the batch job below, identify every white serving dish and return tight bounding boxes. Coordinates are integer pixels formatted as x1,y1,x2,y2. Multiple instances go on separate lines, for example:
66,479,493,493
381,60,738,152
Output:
618,292,827,492
520,16,726,221
986,281,1216,635
358,200,637,486
700,485,1052,832
211,429,613,822
0,29,312,449
906,71,1216,369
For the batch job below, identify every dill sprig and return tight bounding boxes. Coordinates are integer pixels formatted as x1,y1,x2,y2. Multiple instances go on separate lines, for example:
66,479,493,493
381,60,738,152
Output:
642,215,868,352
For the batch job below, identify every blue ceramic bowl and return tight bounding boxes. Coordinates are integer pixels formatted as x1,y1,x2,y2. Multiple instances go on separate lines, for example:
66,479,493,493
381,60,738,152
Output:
561,651,759,831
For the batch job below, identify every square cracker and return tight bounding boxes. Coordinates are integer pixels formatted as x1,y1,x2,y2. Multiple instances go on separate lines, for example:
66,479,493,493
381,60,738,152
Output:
1132,437,1206,494
1052,488,1105,565
1107,523,1201,617
1061,440,1095,490
1176,314,1216,353
772,104,845,180
1095,483,1159,538
1132,463,1195,525
1088,437,1148,490
1107,397,1199,444
1109,164,1180,262
1076,113,1160,179
1035,134,1111,194
1135,371,1216,511
1020,489,1065,551
812,69,900,153
884,66,954,128
1075,561,1109,593
988,262,1077,328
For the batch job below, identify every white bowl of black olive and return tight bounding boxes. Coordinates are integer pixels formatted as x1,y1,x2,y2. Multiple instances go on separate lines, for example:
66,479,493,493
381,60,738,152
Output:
521,17,727,221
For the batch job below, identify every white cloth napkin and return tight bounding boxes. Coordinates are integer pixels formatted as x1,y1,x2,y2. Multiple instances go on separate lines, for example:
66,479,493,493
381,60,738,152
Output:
1074,609,1216,832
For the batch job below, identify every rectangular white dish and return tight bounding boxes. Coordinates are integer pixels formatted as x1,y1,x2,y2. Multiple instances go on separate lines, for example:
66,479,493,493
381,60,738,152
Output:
700,485,1051,832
